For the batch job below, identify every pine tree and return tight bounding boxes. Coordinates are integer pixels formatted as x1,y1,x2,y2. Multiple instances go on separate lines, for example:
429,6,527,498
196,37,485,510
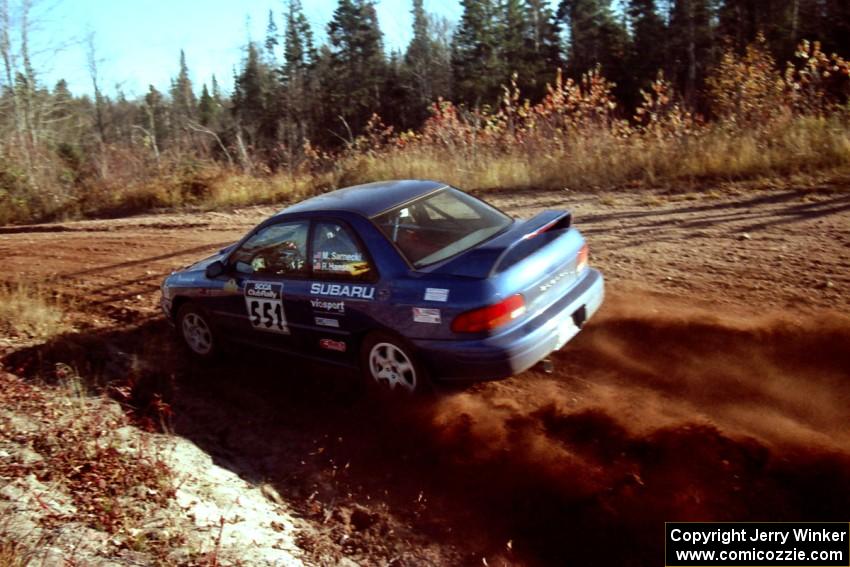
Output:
452,0,503,105
108,88,138,146
232,43,277,150
668,0,716,107
49,79,77,148
324,0,387,138
211,74,223,103
500,0,528,76
403,0,452,123
559,0,628,74
264,9,279,60
382,50,411,127
52,79,71,107
142,84,168,157
312,44,336,137
628,0,667,89
503,0,562,99
558,0,630,102
170,50,196,126
716,0,806,57
283,0,316,80
198,83,215,127
406,0,430,68
405,0,432,100
279,0,318,154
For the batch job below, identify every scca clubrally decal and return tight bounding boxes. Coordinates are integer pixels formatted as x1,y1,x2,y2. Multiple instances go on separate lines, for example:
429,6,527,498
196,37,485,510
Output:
244,281,289,334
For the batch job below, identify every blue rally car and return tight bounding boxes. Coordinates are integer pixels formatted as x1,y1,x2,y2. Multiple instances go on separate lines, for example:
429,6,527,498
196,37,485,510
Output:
160,180,604,393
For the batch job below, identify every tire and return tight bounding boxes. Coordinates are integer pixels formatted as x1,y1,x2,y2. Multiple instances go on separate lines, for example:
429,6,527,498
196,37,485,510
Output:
177,303,218,359
360,332,429,395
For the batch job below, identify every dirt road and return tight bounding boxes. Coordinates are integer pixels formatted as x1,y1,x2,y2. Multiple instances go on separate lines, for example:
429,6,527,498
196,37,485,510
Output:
1,183,849,565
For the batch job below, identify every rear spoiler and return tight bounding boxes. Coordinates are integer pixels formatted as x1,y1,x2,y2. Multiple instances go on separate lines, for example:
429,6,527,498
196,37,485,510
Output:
435,210,572,278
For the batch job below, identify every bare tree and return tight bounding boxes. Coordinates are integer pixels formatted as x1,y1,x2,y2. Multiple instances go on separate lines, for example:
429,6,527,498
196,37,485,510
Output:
187,120,233,168
19,0,37,150
86,30,106,145
132,123,160,170
0,0,21,148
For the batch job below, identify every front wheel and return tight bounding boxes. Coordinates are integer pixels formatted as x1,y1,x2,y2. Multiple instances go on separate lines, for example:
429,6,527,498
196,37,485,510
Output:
360,332,428,395
177,303,218,359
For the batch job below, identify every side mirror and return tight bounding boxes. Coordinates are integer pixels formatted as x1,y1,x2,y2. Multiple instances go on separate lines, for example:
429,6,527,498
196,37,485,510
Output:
205,260,225,279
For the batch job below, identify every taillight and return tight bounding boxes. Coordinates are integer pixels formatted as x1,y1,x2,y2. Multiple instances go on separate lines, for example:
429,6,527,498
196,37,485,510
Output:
576,243,589,273
451,294,526,333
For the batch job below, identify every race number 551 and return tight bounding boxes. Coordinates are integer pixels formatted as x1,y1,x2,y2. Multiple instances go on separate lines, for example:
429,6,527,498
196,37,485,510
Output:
244,281,289,334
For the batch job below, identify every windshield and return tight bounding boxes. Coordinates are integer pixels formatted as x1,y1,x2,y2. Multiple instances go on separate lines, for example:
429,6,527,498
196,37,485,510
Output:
372,187,513,268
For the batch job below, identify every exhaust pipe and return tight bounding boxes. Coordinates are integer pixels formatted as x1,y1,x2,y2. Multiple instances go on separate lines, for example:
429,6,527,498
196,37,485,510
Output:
536,358,555,374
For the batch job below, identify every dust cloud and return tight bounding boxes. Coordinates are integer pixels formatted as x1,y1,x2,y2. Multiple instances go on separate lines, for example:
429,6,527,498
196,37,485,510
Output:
400,295,850,564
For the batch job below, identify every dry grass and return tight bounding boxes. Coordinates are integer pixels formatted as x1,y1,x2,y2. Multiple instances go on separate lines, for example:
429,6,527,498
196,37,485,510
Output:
2,114,847,226
2,114,849,227
0,539,36,567
0,284,68,340
333,115,850,193
74,166,330,218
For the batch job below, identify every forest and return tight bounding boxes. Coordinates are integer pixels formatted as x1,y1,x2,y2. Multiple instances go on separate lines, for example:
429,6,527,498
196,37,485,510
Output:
0,0,849,224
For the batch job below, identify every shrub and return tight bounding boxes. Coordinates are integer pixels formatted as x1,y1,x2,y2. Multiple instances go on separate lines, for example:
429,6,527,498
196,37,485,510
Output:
0,284,68,340
707,35,788,124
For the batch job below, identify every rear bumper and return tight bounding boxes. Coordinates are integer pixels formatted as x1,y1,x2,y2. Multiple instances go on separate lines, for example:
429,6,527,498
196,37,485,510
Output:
413,268,604,381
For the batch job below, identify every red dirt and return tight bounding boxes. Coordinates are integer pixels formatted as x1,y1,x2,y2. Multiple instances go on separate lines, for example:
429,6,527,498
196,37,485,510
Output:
1,183,849,565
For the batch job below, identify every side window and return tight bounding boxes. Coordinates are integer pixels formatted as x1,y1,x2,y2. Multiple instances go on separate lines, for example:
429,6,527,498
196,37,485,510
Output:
229,221,309,277
311,221,373,281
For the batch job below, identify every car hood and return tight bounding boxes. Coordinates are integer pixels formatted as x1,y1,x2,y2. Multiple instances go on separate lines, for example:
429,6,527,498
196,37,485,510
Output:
186,252,225,272
178,243,235,274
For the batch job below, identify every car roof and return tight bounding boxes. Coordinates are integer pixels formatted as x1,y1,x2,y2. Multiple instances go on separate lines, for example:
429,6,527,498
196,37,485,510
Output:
276,179,447,218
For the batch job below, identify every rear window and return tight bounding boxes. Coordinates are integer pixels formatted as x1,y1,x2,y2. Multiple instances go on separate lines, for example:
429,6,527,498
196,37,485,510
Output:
372,188,512,268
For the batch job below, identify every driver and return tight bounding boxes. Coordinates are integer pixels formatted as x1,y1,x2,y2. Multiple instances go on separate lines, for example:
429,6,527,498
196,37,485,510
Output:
273,240,304,274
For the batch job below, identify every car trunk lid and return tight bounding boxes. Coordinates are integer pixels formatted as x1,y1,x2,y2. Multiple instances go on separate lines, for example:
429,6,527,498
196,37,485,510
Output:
430,210,575,278
431,210,587,327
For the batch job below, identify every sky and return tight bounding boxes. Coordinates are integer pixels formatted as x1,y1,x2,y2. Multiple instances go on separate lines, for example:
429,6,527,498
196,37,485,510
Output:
22,0,466,99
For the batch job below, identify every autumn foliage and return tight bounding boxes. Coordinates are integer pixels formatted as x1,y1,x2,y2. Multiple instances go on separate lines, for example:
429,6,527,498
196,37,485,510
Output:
305,38,848,194
342,38,847,159
1,37,849,225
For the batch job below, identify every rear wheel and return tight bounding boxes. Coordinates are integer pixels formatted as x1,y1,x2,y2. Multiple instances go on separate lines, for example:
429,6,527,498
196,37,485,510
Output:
360,332,428,395
177,303,217,358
